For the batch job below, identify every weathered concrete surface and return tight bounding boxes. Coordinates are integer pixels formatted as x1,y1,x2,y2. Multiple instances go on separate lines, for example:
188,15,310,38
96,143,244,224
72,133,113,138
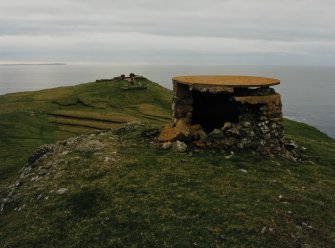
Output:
173,75,280,87
234,93,281,106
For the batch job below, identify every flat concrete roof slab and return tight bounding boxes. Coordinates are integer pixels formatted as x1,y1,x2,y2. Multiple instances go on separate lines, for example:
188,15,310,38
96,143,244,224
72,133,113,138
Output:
172,75,280,88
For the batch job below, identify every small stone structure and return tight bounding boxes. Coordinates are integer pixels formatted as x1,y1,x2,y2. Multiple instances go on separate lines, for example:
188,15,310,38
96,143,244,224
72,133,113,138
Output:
159,75,285,155
96,74,147,90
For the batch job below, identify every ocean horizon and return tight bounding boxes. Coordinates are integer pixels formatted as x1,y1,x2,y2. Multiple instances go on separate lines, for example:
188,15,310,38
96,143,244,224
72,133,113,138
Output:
0,64,334,138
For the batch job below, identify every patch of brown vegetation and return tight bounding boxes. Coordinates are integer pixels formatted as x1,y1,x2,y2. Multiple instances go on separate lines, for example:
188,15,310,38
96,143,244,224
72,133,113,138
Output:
158,119,190,142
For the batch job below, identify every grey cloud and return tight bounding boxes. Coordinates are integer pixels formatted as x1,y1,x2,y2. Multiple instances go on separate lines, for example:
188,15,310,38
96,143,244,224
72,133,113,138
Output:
0,0,334,64
1,0,334,40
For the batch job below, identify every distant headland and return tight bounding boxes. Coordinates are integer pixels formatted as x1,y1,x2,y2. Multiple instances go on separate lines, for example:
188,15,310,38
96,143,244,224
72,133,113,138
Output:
0,63,67,66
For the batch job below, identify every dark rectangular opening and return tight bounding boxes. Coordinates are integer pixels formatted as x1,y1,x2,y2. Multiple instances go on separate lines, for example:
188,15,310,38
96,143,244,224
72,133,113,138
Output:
191,91,241,133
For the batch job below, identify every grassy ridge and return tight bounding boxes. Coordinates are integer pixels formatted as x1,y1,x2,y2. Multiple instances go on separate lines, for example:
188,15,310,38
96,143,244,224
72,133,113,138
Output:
0,78,172,185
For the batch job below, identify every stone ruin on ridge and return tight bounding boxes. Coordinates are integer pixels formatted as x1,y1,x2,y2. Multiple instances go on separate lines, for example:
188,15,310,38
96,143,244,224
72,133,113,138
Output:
158,75,287,155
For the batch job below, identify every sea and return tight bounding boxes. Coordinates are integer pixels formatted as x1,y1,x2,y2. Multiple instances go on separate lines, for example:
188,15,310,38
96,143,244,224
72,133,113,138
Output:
0,64,334,138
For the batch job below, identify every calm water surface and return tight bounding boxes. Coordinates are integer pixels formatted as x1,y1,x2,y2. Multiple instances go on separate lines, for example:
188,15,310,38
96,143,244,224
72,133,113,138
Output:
0,65,334,138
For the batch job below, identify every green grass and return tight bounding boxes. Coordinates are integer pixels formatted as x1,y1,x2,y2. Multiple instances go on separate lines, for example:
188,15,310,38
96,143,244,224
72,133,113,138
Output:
0,80,334,247
0,78,172,186
0,123,334,247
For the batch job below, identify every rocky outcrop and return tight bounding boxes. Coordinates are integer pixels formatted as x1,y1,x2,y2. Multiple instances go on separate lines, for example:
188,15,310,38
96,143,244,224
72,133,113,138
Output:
0,128,124,215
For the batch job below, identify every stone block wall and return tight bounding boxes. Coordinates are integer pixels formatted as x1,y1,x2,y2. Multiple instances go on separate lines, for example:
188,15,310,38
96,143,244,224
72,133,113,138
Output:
159,81,285,155
172,81,193,125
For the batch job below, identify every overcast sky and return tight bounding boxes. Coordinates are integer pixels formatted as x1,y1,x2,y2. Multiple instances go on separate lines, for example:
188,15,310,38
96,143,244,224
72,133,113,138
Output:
0,0,334,65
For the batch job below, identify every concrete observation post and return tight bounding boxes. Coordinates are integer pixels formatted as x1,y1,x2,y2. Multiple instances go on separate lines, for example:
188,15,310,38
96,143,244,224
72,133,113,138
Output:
159,75,284,155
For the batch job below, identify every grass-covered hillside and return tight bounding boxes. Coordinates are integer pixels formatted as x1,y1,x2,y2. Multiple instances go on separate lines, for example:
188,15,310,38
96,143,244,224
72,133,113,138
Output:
0,78,171,185
0,78,335,247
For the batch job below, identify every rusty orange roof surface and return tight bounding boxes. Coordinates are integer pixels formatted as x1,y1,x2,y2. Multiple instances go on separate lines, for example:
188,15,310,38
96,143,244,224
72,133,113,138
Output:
172,75,280,87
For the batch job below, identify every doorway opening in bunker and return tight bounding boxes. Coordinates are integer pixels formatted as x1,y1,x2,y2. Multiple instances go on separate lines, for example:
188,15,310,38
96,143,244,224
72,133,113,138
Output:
191,91,241,133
